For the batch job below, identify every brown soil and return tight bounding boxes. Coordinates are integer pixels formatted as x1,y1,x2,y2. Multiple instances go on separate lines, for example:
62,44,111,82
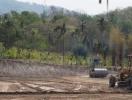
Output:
0,59,131,100
1,94,132,100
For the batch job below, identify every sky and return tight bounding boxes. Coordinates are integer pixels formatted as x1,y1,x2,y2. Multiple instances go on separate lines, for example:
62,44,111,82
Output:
17,0,132,15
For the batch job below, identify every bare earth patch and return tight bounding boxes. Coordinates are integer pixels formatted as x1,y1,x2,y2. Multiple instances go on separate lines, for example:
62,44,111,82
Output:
0,60,131,99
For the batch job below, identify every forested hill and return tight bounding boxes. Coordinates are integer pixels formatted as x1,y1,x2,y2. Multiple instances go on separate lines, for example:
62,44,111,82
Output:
0,2,132,66
0,0,76,16
0,0,44,14
0,0,63,15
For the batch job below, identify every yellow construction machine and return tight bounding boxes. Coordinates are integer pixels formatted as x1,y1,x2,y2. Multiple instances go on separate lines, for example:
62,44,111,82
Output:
109,54,132,90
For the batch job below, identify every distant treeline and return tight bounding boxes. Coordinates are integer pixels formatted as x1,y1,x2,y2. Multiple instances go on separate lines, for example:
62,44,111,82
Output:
0,7,132,66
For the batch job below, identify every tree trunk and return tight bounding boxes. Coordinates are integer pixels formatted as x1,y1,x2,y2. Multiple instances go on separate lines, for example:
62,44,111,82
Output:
119,46,123,67
103,53,107,66
112,49,116,66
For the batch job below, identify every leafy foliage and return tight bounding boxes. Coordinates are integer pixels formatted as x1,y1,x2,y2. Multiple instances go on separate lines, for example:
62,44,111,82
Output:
0,7,132,66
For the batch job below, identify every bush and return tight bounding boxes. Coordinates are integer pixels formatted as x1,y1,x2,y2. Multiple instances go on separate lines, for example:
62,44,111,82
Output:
0,46,89,65
30,50,41,60
17,49,29,59
73,45,87,58
5,47,18,58
0,42,5,58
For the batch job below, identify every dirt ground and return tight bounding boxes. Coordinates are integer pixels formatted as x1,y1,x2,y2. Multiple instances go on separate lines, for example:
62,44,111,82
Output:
0,60,131,100
0,75,109,93
0,75,131,100
0,93,132,100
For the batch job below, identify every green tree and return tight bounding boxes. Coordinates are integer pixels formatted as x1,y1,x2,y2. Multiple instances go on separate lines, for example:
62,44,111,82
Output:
109,27,125,67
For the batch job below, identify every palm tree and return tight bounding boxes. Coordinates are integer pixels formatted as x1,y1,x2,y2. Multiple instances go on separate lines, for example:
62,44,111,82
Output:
54,21,66,65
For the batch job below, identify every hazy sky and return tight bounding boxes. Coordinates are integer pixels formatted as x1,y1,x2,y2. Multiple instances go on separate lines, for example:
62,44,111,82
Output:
17,0,132,15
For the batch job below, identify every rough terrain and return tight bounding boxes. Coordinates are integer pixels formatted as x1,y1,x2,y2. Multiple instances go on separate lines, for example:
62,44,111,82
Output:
0,59,131,100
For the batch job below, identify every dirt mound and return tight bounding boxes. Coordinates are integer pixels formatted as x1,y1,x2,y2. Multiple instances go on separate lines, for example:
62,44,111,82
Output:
0,59,88,77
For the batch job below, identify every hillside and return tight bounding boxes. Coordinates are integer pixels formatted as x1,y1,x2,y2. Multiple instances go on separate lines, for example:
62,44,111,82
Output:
0,1,132,66
0,0,45,14
0,0,76,17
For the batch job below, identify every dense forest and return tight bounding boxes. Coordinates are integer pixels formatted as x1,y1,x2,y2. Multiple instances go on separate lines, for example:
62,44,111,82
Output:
0,7,132,67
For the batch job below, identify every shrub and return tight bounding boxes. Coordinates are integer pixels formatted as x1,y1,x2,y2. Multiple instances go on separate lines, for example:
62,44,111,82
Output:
5,47,18,58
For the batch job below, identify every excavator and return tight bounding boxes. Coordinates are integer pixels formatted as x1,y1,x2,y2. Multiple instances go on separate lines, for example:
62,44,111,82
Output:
99,0,132,90
109,54,132,90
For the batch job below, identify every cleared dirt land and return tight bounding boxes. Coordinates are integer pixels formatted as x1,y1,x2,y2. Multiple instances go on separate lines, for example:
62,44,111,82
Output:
0,59,131,100
0,93,132,100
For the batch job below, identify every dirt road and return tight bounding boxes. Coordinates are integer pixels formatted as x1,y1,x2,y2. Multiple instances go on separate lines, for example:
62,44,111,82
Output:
0,75,109,93
0,93,132,100
0,75,131,100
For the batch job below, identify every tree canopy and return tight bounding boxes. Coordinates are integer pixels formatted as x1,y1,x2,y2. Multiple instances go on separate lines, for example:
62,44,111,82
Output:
0,7,132,66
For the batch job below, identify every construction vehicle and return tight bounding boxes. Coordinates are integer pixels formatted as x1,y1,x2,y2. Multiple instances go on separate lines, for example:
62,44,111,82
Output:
109,54,132,90
89,55,108,78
